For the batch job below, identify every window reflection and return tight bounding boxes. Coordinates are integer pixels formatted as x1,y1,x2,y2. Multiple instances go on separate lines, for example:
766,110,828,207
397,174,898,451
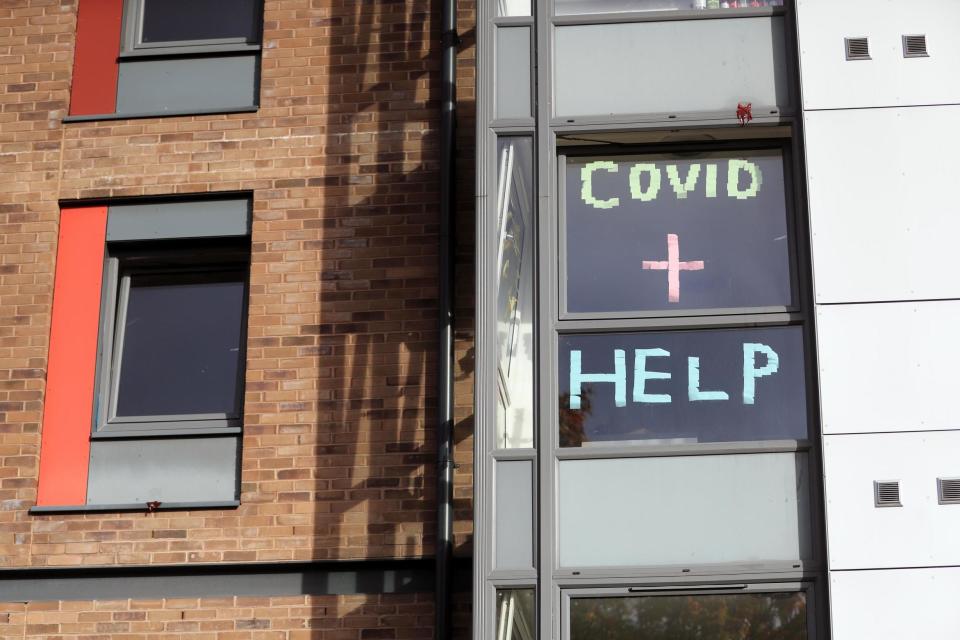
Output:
496,138,535,448
570,592,806,639
497,0,532,17
497,589,535,640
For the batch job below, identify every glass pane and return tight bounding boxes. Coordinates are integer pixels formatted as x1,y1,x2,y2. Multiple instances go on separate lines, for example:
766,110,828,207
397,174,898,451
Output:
565,150,792,314
557,0,786,15
115,272,246,417
141,0,259,44
497,589,535,640
496,28,532,119
570,592,807,640
497,0,533,16
496,138,535,448
558,326,807,447
558,453,810,566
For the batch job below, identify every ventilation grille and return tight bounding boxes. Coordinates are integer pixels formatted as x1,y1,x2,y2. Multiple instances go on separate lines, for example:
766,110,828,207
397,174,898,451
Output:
938,478,960,504
874,480,901,507
903,34,929,58
845,37,871,61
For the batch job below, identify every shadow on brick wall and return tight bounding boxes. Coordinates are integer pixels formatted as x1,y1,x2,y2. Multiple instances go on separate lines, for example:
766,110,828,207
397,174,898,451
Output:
294,0,476,636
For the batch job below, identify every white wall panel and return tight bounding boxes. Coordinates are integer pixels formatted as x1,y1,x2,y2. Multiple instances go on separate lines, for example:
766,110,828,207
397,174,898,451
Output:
830,567,960,639
805,107,960,304
796,0,960,110
823,431,960,570
817,301,960,434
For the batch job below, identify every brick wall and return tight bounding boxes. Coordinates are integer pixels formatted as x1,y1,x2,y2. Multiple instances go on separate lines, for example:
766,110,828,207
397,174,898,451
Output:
0,593,434,638
0,0,477,571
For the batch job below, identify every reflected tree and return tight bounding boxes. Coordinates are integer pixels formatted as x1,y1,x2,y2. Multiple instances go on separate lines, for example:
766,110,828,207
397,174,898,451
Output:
570,593,807,640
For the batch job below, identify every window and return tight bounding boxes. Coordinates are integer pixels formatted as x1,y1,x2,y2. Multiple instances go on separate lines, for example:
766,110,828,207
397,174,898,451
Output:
67,0,263,119
33,197,251,511
96,240,248,436
563,148,794,316
497,589,535,640
123,0,262,51
558,144,808,449
558,327,807,447
496,138,535,449
567,588,809,640
553,143,816,581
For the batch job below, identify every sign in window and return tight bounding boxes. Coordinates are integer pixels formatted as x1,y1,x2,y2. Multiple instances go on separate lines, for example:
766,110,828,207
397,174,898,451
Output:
558,326,807,447
564,150,793,314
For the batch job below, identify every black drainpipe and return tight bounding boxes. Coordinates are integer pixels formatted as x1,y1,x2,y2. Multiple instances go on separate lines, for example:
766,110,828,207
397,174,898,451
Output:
435,0,458,637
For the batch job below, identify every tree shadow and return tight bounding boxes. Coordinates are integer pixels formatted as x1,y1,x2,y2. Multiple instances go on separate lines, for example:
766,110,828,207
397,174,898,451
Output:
255,0,475,634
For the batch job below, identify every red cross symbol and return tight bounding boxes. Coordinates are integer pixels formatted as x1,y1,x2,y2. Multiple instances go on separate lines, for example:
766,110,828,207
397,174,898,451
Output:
642,233,704,303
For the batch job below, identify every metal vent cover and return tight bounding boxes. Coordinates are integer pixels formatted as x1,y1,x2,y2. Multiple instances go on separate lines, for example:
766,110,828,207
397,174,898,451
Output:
903,34,929,58
938,477,960,504
845,37,871,61
874,480,901,507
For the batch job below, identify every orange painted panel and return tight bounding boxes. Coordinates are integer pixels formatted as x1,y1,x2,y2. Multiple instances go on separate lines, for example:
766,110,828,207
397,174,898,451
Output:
36,207,107,506
69,0,124,116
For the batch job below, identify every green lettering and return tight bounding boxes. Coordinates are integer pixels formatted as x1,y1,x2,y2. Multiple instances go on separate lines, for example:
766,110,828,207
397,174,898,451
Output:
629,163,661,202
727,159,763,200
580,161,620,210
667,164,701,199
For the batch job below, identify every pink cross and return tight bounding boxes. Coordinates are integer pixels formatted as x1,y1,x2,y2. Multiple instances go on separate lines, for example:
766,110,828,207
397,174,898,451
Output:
642,233,704,303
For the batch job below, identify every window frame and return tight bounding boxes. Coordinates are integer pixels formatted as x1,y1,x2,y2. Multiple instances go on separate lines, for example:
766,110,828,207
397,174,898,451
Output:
544,133,824,583
552,2,787,23
121,0,264,54
92,239,250,439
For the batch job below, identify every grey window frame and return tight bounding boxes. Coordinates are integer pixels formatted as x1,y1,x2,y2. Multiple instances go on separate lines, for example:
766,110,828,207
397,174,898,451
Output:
544,134,825,587
121,0,264,54
561,582,819,640
92,240,250,439
552,3,787,24
475,0,826,638
555,138,813,458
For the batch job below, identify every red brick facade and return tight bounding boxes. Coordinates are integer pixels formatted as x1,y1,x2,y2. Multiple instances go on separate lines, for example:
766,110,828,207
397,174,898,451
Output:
1,594,434,638
0,0,475,634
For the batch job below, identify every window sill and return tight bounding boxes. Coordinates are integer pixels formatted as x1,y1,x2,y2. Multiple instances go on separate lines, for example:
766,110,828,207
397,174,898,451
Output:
91,426,242,439
29,501,239,515
118,42,262,60
553,6,784,25
63,105,259,123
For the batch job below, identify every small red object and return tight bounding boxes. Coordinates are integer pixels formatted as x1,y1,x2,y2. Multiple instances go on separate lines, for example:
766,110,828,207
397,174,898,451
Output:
736,102,753,126
146,500,162,513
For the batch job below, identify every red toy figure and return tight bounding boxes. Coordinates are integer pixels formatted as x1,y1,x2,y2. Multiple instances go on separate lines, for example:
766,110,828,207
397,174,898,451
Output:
736,102,753,126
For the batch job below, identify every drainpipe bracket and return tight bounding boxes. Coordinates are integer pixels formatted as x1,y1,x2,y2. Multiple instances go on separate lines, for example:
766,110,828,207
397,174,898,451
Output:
441,30,462,48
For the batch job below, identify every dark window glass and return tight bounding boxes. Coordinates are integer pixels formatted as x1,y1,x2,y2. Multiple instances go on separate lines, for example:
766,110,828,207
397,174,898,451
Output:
141,0,259,44
565,150,792,314
115,271,245,417
558,326,807,447
570,592,807,640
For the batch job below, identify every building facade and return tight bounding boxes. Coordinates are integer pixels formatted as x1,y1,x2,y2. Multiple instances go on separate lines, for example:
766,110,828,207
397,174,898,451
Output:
0,0,476,636
475,1,960,639
2,0,960,639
